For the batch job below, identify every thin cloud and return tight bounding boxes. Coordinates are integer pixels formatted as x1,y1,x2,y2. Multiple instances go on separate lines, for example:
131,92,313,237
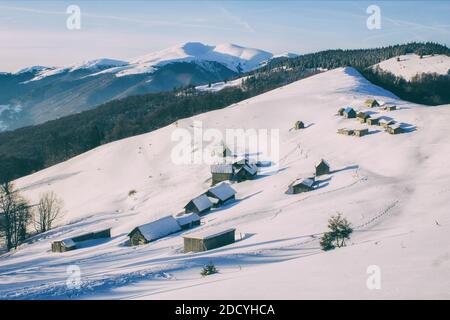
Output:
210,3,255,33
0,4,233,31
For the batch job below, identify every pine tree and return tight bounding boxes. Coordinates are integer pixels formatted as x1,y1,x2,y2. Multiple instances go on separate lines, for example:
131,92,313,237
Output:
320,213,353,251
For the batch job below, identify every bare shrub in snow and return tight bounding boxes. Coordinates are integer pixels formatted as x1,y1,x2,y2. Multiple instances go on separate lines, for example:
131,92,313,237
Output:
34,191,64,233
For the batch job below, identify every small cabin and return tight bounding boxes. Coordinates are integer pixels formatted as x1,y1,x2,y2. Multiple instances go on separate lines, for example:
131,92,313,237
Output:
379,119,395,128
286,178,315,194
387,125,404,135
315,159,330,176
211,164,234,185
205,182,236,206
337,108,345,116
337,128,354,136
184,194,214,215
235,164,258,182
367,117,380,126
343,107,356,119
384,105,397,111
183,228,236,253
357,112,370,123
51,228,111,253
232,157,256,170
128,216,181,246
174,212,201,230
354,128,369,137
51,238,76,253
365,99,380,108
294,121,305,130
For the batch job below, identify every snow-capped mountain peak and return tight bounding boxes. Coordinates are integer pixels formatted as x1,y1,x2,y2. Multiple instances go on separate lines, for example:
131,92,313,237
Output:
126,41,273,75
25,42,274,81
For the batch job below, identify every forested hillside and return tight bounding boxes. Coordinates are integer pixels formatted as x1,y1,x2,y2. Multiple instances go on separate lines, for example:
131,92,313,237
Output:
1,42,449,182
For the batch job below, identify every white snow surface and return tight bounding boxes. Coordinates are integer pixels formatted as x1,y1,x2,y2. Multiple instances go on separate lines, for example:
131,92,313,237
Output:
1,67,450,299
374,53,450,80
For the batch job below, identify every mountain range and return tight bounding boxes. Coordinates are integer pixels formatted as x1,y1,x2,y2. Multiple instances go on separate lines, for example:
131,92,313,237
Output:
0,42,286,131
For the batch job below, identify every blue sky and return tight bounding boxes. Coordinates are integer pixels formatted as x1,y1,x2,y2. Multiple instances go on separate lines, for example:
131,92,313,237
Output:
1,0,449,72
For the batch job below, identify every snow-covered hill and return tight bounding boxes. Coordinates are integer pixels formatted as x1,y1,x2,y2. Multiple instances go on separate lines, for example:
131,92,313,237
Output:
1,67,449,299
374,53,450,80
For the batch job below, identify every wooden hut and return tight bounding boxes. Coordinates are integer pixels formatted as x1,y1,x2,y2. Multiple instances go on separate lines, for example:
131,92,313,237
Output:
365,99,380,108
367,117,380,126
206,182,236,206
354,128,369,137
183,228,236,253
232,157,256,170
286,178,315,194
379,119,395,128
174,213,201,230
387,124,404,135
211,164,234,185
235,163,258,182
357,112,370,123
337,128,354,136
384,105,397,111
51,238,76,253
294,120,305,130
184,194,213,214
315,159,330,176
128,216,181,246
343,107,356,119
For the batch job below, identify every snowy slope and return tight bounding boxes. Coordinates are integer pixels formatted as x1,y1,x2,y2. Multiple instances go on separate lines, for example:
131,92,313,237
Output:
374,53,450,80
25,58,129,82
1,67,450,299
195,76,248,92
26,42,273,81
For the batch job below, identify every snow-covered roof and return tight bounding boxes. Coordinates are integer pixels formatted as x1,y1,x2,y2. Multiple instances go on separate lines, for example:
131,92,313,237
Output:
174,213,201,227
344,107,355,113
292,178,314,188
315,159,330,168
211,164,233,174
186,194,213,212
379,119,394,124
133,216,181,241
183,228,236,240
240,164,258,175
61,238,76,248
207,183,236,201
